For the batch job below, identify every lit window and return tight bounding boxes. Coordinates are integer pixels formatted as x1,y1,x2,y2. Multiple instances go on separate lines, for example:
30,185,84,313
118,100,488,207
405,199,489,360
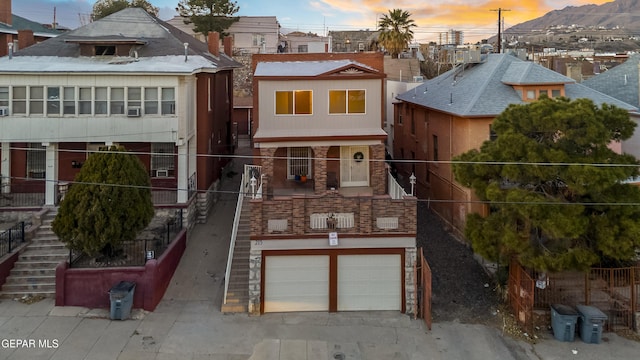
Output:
526,90,536,100
275,90,312,115
329,90,365,114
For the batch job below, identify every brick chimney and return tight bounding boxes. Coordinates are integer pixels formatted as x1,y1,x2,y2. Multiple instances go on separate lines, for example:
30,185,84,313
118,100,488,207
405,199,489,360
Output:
207,32,220,57
223,36,233,57
0,0,12,26
17,30,34,50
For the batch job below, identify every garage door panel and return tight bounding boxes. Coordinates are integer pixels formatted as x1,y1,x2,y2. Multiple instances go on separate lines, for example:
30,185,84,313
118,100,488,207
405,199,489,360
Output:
338,254,401,311
264,255,329,313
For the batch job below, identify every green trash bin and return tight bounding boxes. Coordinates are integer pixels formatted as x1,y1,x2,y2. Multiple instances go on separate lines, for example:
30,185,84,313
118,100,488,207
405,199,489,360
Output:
576,304,607,344
550,304,579,342
109,281,136,320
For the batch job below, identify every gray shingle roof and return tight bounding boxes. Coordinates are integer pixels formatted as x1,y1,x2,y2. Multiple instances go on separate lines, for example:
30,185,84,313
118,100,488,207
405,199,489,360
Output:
396,53,637,117
582,54,640,107
6,8,239,71
0,14,65,37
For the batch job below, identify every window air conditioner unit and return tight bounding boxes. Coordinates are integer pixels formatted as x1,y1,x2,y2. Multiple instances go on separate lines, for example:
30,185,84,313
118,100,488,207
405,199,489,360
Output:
127,106,141,117
156,169,169,177
0,106,9,116
413,76,424,82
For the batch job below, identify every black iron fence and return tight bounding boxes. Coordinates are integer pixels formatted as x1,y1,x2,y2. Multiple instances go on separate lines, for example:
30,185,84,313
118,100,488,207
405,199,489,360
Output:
0,221,28,258
70,209,184,268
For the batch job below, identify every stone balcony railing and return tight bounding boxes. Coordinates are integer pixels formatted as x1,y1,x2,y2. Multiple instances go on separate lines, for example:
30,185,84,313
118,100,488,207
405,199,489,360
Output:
249,189,416,237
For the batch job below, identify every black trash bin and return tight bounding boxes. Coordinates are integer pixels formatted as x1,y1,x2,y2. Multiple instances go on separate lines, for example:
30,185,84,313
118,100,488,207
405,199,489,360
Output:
109,281,136,320
550,304,579,342
576,305,607,344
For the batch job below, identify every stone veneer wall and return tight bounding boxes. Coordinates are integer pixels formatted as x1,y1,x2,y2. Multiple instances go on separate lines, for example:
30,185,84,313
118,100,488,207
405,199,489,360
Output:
247,247,418,316
404,247,417,317
248,248,262,315
196,179,220,223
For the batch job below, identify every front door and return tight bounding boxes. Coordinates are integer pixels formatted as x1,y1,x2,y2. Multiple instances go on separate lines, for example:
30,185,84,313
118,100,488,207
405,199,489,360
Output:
340,146,369,187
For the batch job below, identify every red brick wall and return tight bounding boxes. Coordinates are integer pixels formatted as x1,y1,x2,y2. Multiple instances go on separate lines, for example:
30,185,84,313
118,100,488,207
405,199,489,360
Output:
55,230,187,311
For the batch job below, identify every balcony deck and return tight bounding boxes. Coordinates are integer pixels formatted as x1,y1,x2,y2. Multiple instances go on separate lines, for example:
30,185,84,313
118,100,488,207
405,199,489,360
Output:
272,180,373,197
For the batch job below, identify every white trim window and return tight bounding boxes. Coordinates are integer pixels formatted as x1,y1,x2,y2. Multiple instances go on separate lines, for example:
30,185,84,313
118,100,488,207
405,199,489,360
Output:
151,143,175,178
329,89,365,114
275,90,312,115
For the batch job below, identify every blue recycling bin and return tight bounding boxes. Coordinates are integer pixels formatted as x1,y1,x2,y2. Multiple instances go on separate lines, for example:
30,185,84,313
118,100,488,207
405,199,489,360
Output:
109,281,136,320
550,304,579,342
576,305,607,344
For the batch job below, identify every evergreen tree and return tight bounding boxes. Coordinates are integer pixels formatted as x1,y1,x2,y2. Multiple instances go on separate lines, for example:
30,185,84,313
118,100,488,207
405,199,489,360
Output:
378,9,416,59
176,0,240,38
52,146,154,257
92,0,159,20
453,96,640,272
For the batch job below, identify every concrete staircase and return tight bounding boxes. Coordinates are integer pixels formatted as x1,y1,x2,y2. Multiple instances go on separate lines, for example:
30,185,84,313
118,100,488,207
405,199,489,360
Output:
1,210,68,298
221,200,251,313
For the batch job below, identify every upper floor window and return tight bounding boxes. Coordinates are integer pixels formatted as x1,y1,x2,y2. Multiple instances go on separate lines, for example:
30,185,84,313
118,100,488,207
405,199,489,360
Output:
329,90,365,114
12,86,26,114
0,85,176,117
0,87,8,107
552,89,561,97
161,88,175,115
298,45,308,53
253,34,266,47
275,90,312,115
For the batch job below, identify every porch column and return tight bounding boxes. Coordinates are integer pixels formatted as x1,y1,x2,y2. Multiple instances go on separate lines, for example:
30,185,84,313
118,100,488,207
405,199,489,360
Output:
176,143,188,203
1,142,10,193
260,148,276,197
312,146,329,195
371,144,386,195
44,142,58,206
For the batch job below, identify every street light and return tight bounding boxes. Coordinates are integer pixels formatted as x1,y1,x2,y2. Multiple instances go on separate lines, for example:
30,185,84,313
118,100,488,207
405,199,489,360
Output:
409,173,416,196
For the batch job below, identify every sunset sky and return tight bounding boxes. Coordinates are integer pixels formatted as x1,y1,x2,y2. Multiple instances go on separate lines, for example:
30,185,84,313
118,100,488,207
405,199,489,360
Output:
13,0,614,42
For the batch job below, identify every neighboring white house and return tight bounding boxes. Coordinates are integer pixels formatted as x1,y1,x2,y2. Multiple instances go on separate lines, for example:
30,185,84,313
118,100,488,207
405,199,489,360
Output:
0,8,240,225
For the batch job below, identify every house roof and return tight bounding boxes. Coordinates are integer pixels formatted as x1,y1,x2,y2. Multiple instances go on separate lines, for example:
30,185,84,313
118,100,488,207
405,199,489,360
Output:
0,14,65,37
254,59,379,77
582,54,640,108
0,8,240,74
396,53,637,118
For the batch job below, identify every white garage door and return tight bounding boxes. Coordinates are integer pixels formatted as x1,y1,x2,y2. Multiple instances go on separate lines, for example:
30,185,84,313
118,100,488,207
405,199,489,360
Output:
337,254,401,311
264,255,329,313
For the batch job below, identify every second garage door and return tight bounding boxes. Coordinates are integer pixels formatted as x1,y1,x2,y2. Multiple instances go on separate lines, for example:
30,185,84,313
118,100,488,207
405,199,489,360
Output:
337,254,402,311
264,255,329,313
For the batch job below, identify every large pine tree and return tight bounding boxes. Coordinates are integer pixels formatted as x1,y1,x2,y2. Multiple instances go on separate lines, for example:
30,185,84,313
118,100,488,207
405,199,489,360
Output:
454,96,640,272
52,146,154,257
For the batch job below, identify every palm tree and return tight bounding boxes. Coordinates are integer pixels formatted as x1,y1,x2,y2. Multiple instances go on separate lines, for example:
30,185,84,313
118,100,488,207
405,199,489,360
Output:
378,9,417,59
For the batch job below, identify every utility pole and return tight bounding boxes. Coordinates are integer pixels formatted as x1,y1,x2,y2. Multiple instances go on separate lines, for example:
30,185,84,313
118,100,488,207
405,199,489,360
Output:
490,8,510,53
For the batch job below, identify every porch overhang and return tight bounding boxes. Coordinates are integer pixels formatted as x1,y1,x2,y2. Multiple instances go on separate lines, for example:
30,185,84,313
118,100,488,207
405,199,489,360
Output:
253,128,387,146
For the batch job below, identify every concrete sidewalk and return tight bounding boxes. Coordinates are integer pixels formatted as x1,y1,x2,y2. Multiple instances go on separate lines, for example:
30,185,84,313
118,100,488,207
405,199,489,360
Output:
1,138,639,359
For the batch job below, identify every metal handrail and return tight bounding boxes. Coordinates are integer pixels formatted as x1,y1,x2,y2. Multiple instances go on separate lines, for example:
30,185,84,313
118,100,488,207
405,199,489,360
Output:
223,173,245,304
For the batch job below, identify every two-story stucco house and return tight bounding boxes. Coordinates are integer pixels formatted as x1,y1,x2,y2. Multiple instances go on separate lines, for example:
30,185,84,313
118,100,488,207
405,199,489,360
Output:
393,53,638,237
0,8,240,224
226,52,417,315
